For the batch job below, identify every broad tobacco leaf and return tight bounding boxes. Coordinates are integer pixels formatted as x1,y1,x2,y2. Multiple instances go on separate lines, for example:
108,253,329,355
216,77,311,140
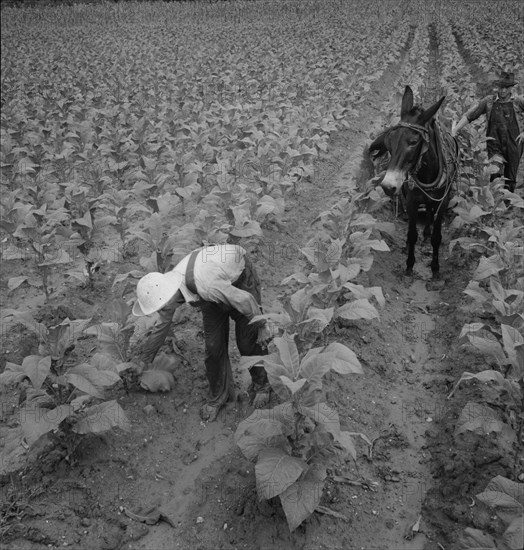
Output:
322,342,363,374
2,309,48,343
229,220,263,238
279,376,307,395
343,283,385,308
105,300,132,326
448,370,514,400
8,276,29,292
455,402,516,447
463,280,490,307
298,353,332,392
20,404,75,446
301,307,334,333
85,323,124,360
459,323,505,363
457,527,497,549
255,447,307,500
337,431,357,461
72,400,131,435
477,485,523,525
336,298,379,321
112,270,144,290
501,324,524,370
47,318,91,361
19,355,51,390
235,418,291,461
473,254,505,281
279,464,326,532
479,475,524,510
261,357,295,402
238,404,296,440
504,517,523,550
0,355,51,389
289,288,311,321
299,402,341,440
273,336,300,379
90,353,119,373
0,426,28,477
65,364,120,398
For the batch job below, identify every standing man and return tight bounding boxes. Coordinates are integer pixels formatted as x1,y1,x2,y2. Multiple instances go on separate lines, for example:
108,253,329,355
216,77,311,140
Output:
132,244,272,421
452,71,524,192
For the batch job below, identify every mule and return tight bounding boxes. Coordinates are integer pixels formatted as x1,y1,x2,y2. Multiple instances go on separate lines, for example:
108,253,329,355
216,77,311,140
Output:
369,86,459,277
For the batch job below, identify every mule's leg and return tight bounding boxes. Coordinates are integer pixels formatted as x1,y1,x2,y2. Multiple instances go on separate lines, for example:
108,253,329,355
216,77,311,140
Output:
423,207,433,241
430,211,443,277
406,199,418,274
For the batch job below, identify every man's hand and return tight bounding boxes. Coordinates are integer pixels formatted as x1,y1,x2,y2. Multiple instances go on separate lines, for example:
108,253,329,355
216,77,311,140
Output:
257,321,278,348
517,132,524,144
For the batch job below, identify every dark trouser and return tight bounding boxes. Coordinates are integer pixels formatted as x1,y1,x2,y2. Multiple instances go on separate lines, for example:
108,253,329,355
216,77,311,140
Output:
135,257,268,406
489,155,521,192
202,257,268,407
487,112,522,193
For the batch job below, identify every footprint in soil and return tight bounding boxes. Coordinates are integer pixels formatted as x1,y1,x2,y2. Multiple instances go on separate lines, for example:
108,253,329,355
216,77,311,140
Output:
426,278,446,291
182,452,199,465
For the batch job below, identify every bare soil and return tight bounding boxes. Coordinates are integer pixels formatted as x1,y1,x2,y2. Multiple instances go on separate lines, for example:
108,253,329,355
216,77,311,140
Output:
1,26,522,550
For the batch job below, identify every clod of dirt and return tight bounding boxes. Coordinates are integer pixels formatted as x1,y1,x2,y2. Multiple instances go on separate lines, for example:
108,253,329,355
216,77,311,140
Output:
143,404,157,415
123,523,149,542
139,370,175,392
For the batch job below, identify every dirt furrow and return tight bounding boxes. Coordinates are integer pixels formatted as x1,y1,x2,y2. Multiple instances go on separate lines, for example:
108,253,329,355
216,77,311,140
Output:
132,25,459,550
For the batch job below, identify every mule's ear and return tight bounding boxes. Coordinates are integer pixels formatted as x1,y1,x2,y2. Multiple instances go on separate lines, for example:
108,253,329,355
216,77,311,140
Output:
401,86,414,117
421,96,445,124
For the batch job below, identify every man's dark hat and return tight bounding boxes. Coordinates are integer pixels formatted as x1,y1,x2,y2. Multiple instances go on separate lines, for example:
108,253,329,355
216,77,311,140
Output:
494,71,518,88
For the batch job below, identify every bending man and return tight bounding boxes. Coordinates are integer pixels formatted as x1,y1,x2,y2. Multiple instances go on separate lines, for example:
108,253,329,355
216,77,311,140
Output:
132,244,272,421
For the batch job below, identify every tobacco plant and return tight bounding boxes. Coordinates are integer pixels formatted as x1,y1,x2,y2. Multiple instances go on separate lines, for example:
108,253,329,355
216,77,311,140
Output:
0,304,132,476
235,333,367,531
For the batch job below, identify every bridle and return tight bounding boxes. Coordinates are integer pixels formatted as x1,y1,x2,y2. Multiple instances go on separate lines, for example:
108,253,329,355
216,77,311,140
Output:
386,120,460,217
386,121,430,173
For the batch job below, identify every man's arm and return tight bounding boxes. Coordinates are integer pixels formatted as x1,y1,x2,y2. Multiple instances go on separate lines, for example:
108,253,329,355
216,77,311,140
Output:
204,281,262,320
512,96,524,144
452,115,469,136
514,95,524,110
452,97,489,136
134,290,185,364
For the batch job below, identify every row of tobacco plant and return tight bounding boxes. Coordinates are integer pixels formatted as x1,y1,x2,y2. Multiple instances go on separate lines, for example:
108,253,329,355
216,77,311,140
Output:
436,17,523,550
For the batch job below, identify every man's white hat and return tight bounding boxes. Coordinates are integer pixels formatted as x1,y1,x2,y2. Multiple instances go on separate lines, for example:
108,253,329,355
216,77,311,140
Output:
132,271,183,316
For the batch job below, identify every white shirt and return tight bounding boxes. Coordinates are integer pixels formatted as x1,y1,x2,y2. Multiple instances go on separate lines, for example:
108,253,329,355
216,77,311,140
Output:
171,244,262,320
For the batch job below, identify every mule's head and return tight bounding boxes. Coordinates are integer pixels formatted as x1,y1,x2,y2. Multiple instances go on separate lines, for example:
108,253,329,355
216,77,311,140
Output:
380,86,445,196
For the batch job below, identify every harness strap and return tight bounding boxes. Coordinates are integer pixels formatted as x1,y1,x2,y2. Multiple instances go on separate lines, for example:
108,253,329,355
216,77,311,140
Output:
397,121,430,142
185,249,200,295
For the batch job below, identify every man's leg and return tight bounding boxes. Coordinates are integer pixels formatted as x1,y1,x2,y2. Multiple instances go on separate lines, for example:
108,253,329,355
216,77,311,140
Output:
231,256,270,407
503,141,521,193
200,302,234,420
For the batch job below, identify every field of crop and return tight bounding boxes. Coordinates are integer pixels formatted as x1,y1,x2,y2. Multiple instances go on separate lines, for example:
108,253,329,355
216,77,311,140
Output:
1,1,523,549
